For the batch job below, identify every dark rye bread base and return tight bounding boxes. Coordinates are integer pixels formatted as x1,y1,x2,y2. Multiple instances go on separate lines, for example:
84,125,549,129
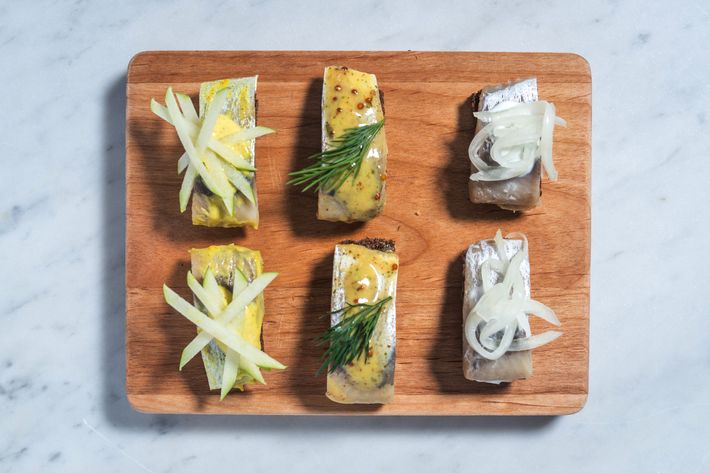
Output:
339,237,395,253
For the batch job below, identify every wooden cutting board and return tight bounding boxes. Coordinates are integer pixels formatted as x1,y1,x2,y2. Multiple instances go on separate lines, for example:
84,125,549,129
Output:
126,51,591,415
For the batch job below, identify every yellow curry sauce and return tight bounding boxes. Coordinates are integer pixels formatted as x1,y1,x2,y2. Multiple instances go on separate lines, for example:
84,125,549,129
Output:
318,66,387,223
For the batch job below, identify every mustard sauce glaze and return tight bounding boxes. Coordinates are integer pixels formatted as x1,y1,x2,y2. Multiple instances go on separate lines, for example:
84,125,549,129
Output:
318,66,387,222
192,78,259,228
327,243,398,404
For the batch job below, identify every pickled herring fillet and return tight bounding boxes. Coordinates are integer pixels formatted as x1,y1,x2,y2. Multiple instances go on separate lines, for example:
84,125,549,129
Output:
190,244,266,391
317,66,388,222
326,239,398,404
463,237,532,383
468,78,541,211
192,77,260,228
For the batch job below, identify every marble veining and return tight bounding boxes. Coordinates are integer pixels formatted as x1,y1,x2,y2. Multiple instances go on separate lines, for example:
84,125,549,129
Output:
1,0,709,471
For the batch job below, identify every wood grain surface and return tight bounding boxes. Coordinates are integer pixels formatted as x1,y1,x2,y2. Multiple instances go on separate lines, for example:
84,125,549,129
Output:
125,51,591,415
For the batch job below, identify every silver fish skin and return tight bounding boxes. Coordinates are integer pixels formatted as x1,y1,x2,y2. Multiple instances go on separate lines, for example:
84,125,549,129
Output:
468,78,541,211
463,238,533,383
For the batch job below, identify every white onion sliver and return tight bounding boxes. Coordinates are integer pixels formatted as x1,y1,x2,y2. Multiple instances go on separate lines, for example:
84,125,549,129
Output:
483,323,516,360
522,299,561,326
464,311,484,355
466,311,515,361
468,122,497,171
480,317,511,345
466,231,562,360
468,100,564,182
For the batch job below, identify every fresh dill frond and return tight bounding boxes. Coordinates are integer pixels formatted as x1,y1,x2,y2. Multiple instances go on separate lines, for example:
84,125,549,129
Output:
288,120,384,193
314,296,392,376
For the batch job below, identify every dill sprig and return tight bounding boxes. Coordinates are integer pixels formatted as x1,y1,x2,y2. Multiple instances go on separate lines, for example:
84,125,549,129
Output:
314,296,392,376
288,120,385,193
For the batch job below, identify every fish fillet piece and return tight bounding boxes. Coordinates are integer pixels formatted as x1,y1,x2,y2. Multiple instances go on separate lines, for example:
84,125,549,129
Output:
468,78,541,211
326,238,398,404
318,66,387,222
192,77,259,228
190,244,264,390
463,237,533,383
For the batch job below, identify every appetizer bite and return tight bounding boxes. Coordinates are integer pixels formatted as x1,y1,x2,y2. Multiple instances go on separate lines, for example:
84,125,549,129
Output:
463,231,561,383
163,244,285,399
317,238,398,404
468,78,566,211
151,77,274,228
289,66,387,222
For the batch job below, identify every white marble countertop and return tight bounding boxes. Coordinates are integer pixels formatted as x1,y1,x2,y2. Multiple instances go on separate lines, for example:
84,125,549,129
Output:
2,0,709,471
